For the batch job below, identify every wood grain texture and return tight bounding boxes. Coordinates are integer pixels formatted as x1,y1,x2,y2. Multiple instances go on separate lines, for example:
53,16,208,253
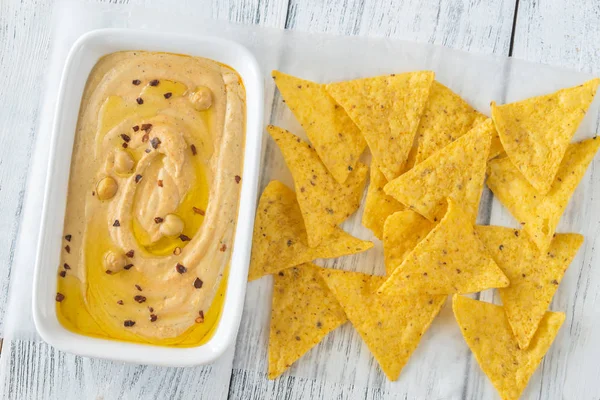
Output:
3,0,600,399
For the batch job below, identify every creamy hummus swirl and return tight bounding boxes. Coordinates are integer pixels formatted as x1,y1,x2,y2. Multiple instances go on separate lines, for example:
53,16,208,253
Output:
57,51,245,345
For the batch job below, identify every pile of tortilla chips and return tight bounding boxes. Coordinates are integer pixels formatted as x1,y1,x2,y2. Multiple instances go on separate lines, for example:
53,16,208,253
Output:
249,70,599,399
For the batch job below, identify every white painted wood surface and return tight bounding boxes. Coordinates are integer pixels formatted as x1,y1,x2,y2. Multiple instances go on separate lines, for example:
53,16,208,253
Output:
2,0,600,399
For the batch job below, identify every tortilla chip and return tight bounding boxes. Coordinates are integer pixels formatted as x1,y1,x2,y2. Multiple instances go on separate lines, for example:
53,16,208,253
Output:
383,210,435,276
268,263,347,379
384,122,491,223
453,295,565,400
362,164,404,239
487,137,600,251
326,71,435,181
491,78,599,194
272,71,366,183
378,198,508,296
489,130,504,160
475,226,582,349
320,269,445,381
268,125,369,247
414,81,487,164
249,181,373,281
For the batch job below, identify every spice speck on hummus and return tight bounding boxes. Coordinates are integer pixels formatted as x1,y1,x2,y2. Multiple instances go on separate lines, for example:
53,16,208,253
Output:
56,51,245,347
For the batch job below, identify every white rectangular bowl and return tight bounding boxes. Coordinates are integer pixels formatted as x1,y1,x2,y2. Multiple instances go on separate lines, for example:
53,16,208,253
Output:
32,28,264,366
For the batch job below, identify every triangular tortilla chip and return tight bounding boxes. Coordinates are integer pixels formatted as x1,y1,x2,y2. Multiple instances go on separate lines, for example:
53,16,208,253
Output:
489,129,505,160
475,226,582,349
320,269,445,381
378,198,508,296
249,181,373,281
268,263,347,379
487,137,600,251
362,164,404,239
384,124,491,223
491,78,599,194
272,71,366,183
453,295,565,400
326,71,435,181
383,210,434,276
268,125,368,247
414,81,487,164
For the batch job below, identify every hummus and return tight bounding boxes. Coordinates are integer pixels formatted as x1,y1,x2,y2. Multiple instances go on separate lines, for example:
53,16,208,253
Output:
56,51,245,346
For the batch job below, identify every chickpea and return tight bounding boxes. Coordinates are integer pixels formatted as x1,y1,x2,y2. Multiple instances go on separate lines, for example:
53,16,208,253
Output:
159,214,185,237
104,251,127,273
114,149,134,175
189,86,212,111
96,177,118,200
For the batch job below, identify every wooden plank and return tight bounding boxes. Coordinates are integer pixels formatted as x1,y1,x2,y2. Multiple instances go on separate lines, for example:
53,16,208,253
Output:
484,2,600,399
228,1,517,399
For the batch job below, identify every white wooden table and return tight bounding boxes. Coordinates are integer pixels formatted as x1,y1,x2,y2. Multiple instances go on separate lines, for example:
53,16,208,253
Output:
1,0,600,398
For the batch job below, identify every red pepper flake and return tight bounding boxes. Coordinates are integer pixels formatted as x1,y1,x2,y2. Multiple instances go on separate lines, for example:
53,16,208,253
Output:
59,270,66,278
173,247,181,255
121,134,131,143
154,217,164,224
135,284,142,291
135,174,143,183
134,295,147,303
132,125,140,132
63,263,71,270
179,234,191,242
193,278,203,289
132,79,141,85
56,293,65,302
192,207,205,216
191,144,197,155
150,137,161,149
117,300,124,305
150,314,158,322
195,310,205,323
124,320,135,327
235,175,241,184
141,133,149,143
122,143,128,149
136,97,144,105
113,220,120,227
124,264,133,270
220,244,227,252
163,92,172,99
141,123,153,131
65,234,72,242
176,263,187,274
149,79,159,86
157,180,163,187
125,250,135,258
64,245,70,253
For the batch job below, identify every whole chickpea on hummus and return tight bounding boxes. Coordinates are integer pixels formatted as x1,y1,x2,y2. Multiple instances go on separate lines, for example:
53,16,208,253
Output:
56,51,245,346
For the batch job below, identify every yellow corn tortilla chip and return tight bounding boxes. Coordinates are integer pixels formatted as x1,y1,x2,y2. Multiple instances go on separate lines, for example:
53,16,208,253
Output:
475,225,582,349
491,78,599,194
378,198,508,296
384,123,491,223
249,181,373,281
362,164,404,239
272,71,366,183
326,71,435,181
453,295,565,400
414,81,487,164
268,125,369,247
487,137,600,251
320,269,445,381
383,210,435,276
269,263,347,379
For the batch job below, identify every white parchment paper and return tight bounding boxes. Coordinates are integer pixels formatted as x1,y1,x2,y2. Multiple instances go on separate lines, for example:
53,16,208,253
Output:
2,0,599,399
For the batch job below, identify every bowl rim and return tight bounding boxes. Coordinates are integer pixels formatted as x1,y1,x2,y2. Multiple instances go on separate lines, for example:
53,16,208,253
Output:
31,28,264,367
